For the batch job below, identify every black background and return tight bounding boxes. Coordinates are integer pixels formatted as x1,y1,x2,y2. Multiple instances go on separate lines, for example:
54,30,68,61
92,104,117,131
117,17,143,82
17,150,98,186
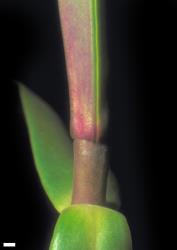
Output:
1,0,176,249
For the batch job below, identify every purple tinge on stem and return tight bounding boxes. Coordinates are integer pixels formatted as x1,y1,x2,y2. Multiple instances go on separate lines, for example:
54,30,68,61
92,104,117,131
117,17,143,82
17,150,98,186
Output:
58,0,105,141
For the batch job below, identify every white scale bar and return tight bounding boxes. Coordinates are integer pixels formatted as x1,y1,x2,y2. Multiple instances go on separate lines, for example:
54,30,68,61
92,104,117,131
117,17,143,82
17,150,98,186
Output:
3,243,16,247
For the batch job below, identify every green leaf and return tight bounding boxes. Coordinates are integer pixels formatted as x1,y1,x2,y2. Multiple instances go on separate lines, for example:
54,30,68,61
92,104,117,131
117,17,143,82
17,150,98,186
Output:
19,83,73,212
19,84,120,212
49,204,132,250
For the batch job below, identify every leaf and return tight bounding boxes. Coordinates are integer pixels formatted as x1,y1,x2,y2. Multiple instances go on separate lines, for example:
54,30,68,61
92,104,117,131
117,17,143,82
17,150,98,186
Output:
19,84,120,212
49,204,132,250
19,83,73,212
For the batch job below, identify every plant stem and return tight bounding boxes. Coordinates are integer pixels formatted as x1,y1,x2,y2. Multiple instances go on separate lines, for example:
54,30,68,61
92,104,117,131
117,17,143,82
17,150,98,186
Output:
72,139,108,205
58,0,108,205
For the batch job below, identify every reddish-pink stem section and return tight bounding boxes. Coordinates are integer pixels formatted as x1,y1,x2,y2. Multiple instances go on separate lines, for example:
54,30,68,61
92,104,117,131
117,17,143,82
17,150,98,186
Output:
58,1,97,141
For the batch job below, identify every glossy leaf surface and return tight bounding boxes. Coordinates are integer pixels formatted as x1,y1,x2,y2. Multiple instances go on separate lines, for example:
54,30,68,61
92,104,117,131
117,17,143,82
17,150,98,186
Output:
19,84,120,212
49,204,132,250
